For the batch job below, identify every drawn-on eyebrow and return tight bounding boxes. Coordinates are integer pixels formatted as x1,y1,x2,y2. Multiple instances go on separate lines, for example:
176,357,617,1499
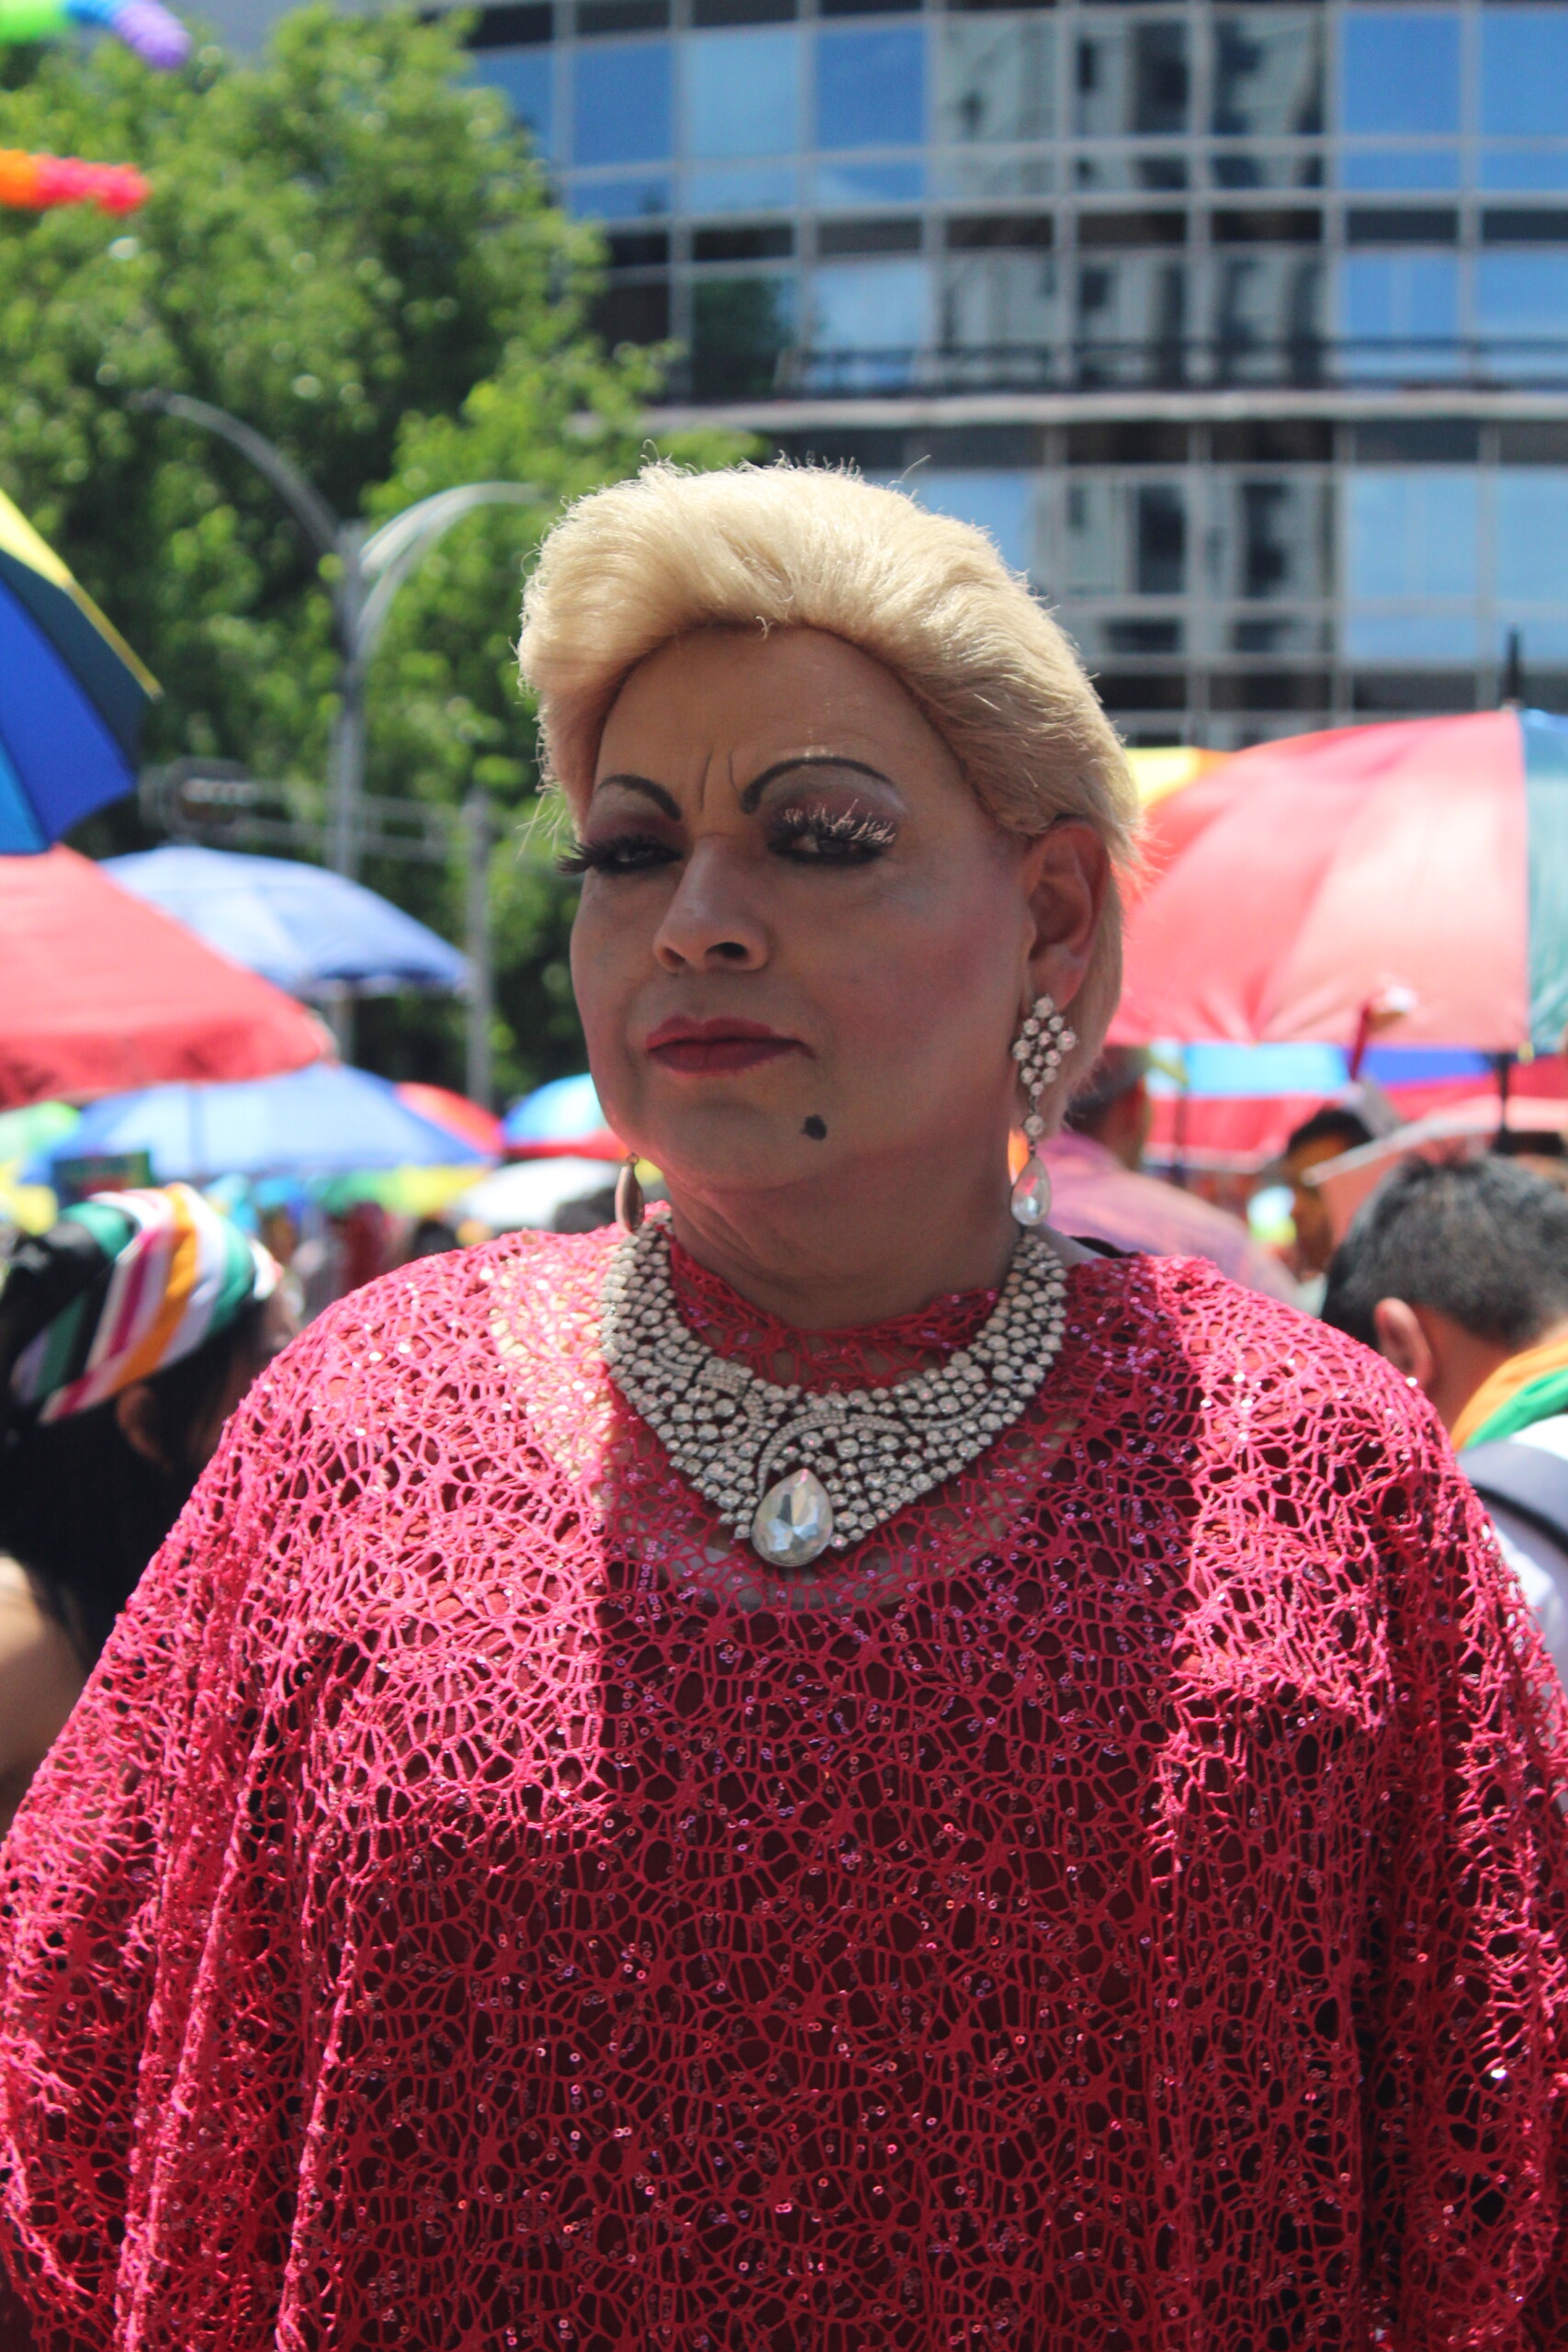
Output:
592,774,682,820
739,756,897,814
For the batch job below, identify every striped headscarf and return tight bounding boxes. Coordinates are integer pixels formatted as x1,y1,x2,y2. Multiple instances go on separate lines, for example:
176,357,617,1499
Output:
7,1184,280,1425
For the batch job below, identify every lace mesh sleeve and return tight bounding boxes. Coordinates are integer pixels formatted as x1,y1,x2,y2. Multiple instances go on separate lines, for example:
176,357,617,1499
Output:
1362,1408,1568,2344
0,1314,340,2350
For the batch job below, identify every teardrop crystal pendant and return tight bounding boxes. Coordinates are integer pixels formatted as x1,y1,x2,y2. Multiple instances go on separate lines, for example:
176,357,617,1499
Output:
1010,1154,1052,1228
750,1466,835,1568
615,1158,645,1233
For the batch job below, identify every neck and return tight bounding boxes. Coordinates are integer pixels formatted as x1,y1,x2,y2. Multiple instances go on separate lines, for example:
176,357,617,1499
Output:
664,1143,1022,1330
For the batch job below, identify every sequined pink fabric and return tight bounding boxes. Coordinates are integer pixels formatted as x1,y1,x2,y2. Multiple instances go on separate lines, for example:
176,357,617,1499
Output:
4,1227,1568,2350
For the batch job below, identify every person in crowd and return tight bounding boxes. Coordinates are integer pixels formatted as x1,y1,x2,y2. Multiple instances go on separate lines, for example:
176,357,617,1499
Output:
1323,1152,1568,1685
0,1183,288,1834
1280,1103,1373,1290
1043,1044,1296,1298
4,464,1568,2350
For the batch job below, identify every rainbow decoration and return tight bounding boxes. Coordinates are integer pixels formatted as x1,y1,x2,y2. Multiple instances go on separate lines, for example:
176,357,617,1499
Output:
0,0,188,68
0,146,147,212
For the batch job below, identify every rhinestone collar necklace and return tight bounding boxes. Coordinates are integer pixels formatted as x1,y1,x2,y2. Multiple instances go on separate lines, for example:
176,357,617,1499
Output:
598,1218,1070,1568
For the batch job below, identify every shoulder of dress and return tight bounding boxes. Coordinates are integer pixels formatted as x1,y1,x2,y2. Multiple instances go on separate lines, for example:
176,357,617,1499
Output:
1069,1250,1443,1445
240,1227,619,1434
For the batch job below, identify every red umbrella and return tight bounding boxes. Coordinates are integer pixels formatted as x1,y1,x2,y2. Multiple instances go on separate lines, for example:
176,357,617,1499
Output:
1112,710,1553,1050
394,1082,504,1159
2,845,326,1109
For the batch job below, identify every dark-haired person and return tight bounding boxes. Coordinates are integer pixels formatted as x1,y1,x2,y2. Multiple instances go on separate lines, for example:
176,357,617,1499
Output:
1281,1103,1374,1289
0,1185,289,1832
1323,1152,1568,1683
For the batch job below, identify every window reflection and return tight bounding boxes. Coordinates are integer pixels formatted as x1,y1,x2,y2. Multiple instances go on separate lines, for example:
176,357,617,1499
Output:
938,153,1054,201
817,25,926,152
474,50,554,155
686,164,797,211
569,174,672,216
1497,470,1568,601
940,251,1058,356
1215,478,1330,599
692,276,796,400
905,471,1036,576
812,258,931,352
1338,253,1459,376
1213,253,1325,378
1338,14,1461,137
815,160,924,208
1077,257,1186,383
1481,150,1568,190
1339,149,1461,190
1346,470,1478,599
1212,14,1322,138
1482,10,1568,136
572,40,673,166
1074,20,1189,140
685,28,800,161
937,17,1054,146
1477,253,1568,374
1065,478,1188,595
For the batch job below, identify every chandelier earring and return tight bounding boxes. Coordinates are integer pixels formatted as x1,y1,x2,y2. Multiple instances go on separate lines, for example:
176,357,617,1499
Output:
1009,993,1076,1228
615,1155,645,1234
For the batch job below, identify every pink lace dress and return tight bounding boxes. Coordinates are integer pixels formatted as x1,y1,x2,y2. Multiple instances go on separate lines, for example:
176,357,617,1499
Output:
3,1227,1568,2350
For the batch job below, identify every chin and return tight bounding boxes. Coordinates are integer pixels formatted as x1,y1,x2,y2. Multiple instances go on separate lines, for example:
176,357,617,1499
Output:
642,1106,828,1197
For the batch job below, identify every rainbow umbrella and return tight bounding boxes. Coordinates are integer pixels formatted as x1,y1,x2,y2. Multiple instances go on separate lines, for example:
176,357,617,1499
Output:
502,1072,623,1161
0,487,160,851
1113,708,1568,1052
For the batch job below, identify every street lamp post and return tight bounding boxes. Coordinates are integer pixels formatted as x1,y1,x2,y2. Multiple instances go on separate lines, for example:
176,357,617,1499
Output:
131,389,541,1092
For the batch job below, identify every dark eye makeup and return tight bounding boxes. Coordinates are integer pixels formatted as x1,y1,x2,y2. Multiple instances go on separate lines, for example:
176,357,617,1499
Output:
559,799,897,876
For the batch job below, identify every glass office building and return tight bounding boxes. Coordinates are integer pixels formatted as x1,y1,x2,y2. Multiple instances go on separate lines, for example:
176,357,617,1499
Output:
459,0,1568,741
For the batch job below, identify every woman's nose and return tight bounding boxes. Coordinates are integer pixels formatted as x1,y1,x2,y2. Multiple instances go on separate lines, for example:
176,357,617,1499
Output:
651,841,770,973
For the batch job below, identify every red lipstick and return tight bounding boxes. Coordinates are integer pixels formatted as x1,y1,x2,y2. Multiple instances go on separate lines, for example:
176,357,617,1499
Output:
645,1015,805,1074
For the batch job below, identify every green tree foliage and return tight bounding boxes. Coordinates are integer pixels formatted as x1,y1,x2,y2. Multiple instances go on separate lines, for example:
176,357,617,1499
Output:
0,8,745,1097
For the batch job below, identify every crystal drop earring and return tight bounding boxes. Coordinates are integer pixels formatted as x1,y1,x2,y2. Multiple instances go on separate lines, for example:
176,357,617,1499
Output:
1009,994,1076,1228
615,1155,645,1234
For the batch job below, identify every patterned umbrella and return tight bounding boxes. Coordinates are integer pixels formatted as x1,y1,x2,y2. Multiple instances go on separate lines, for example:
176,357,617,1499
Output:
1113,708,1568,1052
0,487,159,851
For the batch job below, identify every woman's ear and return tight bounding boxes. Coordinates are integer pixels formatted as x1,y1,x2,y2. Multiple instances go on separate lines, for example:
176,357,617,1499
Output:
114,1383,174,1474
1020,820,1112,1013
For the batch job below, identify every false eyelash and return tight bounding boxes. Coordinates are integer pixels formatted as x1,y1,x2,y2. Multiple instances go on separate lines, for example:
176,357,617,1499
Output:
556,833,667,876
771,805,897,853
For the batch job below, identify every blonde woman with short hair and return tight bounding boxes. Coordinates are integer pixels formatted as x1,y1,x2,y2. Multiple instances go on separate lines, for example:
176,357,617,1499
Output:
4,463,1568,2349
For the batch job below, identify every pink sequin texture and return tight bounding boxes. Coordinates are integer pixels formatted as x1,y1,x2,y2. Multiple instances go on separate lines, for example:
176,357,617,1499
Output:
3,1228,1568,2349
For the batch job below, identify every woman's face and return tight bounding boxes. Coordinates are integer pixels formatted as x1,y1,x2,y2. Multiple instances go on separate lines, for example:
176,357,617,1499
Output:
570,627,1102,1210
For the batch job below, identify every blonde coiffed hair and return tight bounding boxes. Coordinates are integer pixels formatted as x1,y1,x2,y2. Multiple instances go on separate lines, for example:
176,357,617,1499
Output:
518,460,1140,1086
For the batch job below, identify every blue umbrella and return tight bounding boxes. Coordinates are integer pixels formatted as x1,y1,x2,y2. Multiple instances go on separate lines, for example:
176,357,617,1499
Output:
103,845,468,998
502,1072,620,1157
25,1063,487,1185
0,485,159,851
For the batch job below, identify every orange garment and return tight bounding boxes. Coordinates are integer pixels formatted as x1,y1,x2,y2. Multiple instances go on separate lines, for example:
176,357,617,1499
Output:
1453,1327,1568,1451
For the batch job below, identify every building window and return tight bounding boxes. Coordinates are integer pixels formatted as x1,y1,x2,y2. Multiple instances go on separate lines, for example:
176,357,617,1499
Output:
1337,253,1460,377
1344,469,1478,660
937,17,1055,147
569,174,672,215
1338,149,1461,191
473,49,555,153
1338,13,1461,138
1476,252,1568,373
1496,469,1568,603
815,160,926,209
1212,13,1323,140
816,24,926,152
1481,9,1568,139
902,470,1037,574
571,40,673,166
685,27,801,159
1073,19,1190,141
811,256,931,350
691,276,796,398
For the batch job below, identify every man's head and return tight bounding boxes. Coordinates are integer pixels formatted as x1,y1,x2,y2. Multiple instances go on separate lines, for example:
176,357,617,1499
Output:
1065,1047,1152,1171
1322,1154,1568,1432
1282,1105,1374,1276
